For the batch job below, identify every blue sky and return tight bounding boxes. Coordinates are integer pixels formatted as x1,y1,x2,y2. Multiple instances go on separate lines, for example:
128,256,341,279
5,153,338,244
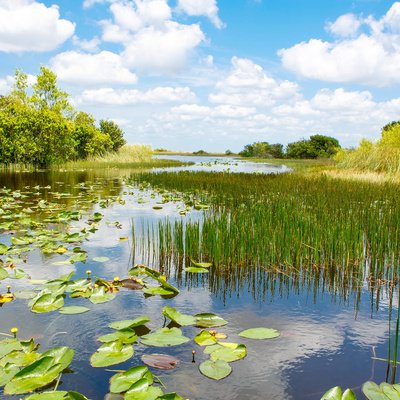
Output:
1,0,400,151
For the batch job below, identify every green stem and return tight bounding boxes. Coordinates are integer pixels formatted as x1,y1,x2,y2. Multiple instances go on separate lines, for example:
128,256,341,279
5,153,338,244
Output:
53,374,62,392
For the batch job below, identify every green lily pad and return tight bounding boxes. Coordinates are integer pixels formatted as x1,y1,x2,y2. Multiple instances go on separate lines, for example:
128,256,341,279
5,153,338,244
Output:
109,316,150,330
184,267,209,273
194,331,218,346
109,365,150,393
90,340,134,367
210,344,247,362
190,259,212,268
98,329,137,344
199,359,232,380
162,306,196,326
0,364,19,386
25,391,89,399
140,328,190,347
142,287,176,297
31,293,65,313
362,382,400,400
0,266,8,280
238,328,280,339
125,385,163,400
89,286,116,304
0,339,22,358
14,290,37,299
59,306,91,315
0,243,9,255
158,394,185,400
194,313,228,328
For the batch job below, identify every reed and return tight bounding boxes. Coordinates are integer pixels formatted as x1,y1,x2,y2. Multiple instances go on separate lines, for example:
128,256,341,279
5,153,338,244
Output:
130,170,400,302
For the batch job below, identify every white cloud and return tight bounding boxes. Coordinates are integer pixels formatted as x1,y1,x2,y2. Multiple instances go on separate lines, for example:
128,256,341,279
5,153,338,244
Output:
279,2,400,86
209,57,300,107
326,13,361,37
0,1,75,53
72,35,101,52
50,51,138,85
100,1,206,74
121,21,205,73
79,86,196,105
177,0,224,29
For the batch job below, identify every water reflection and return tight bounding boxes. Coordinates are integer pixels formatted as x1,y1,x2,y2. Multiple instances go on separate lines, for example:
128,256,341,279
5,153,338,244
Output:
0,166,395,400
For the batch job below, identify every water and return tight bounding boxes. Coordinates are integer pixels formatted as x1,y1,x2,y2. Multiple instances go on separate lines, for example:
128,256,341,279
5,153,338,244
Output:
0,157,394,400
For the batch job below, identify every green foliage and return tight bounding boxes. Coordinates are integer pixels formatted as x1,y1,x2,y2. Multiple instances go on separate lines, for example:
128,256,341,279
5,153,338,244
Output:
240,136,339,159
337,122,400,173
0,68,126,167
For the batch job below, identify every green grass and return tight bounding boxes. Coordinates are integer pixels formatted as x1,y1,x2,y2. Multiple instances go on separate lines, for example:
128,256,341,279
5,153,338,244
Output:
131,170,400,301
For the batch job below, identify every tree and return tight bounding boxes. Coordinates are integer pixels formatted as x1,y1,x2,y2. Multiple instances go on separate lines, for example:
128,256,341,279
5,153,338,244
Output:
309,135,340,157
100,120,126,152
286,139,318,159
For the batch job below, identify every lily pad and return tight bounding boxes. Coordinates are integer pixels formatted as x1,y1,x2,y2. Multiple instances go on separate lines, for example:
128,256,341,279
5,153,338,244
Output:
31,293,64,313
109,316,150,330
238,328,280,340
141,354,179,370
89,286,116,304
190,259,212,268
59,306,91,315
184,267,209,273
210,344,247,362
142,287,176,297
199,359,232,380
0,266,8,280
162,306,196,326
194,313,228,328
158,395,185,400
125,386,163,400
362,382,400,400
194,331,218,346
98,330,137,344
90,340,134,367
140,328,190,347
25,391,89,399
109,365,151,393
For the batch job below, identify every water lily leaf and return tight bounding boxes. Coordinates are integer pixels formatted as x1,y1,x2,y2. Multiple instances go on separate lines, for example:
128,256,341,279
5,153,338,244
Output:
238,328,280,340
141,354,179,370
0,339,22,358
93,257,110,263
14,290,37,299
68,252,88,264
90,340,134,367
195,331,218,346
98,330,137,344
31,293,64,313
59,306,90,315
89,286,116,304
162,306,196,326
9,268,28,279
0,266,8,280
25,392,89,399
140,328,190,347
190,259,212,268
184,267,209,273
0,243,9,255
4,349,73,395
109,365,150,393
362,382,397,400
0,364,19,386
342,389,357,400
0,348,40,367
120,279,144,290
380,383,400,399
210,344,247,362
125,385,163,400
143,267,179,294
157,394,185,400
321,386,343,400
109,316,150,330
142,287,176,297
40,347,74,371
199,360,232,380
194,313,228,328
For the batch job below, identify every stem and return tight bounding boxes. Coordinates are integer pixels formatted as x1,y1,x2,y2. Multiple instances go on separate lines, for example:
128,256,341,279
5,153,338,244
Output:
53,374,62,391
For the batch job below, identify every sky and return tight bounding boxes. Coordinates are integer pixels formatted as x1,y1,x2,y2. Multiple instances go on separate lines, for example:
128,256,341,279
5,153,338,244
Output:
1,0,400,152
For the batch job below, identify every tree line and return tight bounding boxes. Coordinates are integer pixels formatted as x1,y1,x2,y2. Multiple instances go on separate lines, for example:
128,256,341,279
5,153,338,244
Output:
0,68,125,167
239,135,341,159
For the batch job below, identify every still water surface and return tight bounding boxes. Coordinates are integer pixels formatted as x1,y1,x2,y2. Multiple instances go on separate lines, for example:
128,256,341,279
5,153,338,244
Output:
0,157,392,400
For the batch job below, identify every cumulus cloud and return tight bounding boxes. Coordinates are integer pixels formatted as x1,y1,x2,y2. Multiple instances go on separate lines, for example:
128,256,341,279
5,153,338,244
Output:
177,0,224,29
72,35,101,52
279,2,400,86
99,1,205,73
50,51,138,85
209,57,300,107
79,86,196,105
0,0,75,53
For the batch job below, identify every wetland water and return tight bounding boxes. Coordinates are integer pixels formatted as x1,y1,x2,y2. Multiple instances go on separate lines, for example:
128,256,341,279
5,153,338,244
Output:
0,157,397,400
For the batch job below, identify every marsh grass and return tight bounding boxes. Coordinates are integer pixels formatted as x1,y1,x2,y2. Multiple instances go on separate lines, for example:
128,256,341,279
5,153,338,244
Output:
131,170,400,302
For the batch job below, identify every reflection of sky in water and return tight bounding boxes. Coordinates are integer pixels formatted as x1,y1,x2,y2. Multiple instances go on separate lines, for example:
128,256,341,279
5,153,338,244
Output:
0,167,394,400
153,155,291,174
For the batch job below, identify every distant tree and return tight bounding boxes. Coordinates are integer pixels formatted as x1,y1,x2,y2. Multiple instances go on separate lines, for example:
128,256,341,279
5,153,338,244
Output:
100,120,126,152
225,149,233,155
239,142,284,158
193,150,208,155
309,135,340,157
239,144,254,157
382,121,400,133
286,139,318,159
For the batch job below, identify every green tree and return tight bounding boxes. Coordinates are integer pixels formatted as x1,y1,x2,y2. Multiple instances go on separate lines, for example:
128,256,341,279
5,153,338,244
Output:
309,135,340,157
100,119,126,152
